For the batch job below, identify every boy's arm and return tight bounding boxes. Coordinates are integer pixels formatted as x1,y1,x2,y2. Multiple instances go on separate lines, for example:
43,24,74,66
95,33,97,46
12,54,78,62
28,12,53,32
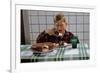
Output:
36,30,49,43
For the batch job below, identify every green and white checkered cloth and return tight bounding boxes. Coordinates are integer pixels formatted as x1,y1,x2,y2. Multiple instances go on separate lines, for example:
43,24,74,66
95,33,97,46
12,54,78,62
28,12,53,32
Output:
21,43,89,63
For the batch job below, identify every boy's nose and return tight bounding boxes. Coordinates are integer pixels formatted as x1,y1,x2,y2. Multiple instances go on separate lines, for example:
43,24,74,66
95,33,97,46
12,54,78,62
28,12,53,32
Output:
58,27,61,30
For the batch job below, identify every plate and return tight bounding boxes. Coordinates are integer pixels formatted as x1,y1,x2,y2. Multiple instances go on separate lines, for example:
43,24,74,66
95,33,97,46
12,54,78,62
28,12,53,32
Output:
31,47,58,56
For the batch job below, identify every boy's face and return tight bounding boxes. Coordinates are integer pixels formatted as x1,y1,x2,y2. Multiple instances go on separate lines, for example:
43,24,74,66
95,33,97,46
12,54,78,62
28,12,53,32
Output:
55,21,67,34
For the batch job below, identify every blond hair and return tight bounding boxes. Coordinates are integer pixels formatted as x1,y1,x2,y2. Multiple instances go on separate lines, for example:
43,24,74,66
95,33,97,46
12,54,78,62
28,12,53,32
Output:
54,13,66,24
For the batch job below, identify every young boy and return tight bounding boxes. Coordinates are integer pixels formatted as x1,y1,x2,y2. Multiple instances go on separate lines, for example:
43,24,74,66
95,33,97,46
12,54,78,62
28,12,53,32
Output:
36,13,79,44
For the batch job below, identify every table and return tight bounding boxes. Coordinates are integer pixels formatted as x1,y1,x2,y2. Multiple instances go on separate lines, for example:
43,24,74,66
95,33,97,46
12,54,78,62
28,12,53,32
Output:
21,43,89,63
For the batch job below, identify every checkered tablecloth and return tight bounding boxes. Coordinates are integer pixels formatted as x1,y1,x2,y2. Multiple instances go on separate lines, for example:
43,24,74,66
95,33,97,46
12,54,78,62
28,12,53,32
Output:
21,43,89,63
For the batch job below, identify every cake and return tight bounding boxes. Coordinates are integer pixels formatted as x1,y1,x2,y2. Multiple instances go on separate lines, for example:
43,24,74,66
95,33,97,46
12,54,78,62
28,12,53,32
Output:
31,42,58,52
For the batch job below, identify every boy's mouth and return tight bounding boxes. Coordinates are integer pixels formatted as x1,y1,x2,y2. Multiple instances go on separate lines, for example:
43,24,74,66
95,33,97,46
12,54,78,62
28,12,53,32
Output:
58,30,62,32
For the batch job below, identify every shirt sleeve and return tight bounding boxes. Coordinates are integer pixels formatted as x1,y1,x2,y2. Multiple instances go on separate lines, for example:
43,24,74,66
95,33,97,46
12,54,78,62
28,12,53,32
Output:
36,31,49,43
67,32,74,43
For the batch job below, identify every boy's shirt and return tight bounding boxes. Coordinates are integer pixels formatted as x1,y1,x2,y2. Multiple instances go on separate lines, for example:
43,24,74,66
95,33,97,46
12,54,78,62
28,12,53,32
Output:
36,29,79,44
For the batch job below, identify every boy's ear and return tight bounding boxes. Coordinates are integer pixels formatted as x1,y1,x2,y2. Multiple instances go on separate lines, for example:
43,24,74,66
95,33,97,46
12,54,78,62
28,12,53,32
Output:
66,22,68,25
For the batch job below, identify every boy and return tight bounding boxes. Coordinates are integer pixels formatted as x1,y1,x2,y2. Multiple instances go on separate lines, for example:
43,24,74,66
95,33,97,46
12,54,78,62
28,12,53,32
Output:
32,13,79,52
